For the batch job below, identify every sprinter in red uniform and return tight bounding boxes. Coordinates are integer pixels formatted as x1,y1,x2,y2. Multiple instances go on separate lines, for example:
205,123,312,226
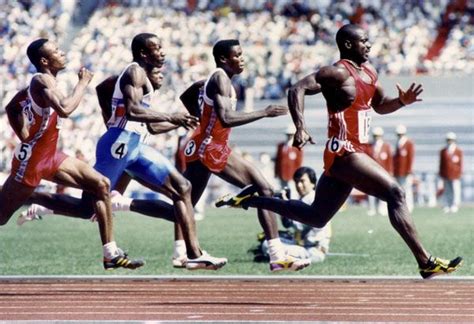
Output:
182,39,311,272
0,39,143,270
218,25,463,279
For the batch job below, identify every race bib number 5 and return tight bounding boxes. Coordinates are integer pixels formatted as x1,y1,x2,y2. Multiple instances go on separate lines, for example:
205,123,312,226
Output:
111,142,128,159
14,143,32,161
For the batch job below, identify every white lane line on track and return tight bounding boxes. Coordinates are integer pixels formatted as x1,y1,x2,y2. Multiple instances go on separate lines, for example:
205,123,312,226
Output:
0,275,472,281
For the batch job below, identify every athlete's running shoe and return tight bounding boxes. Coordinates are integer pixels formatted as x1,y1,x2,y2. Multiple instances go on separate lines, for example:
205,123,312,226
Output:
17,204,48,226
270,255,311,272
103,252,145,270
419,256,463,279
172,255,187,268
186,251,228,270
215,185,258,208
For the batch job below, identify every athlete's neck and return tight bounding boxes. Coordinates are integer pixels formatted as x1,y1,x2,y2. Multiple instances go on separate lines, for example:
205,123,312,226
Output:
38,68,59,77
341,58,362,70
217,65,235,79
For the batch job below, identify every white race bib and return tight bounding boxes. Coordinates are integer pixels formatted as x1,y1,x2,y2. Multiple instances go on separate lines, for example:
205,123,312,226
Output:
358,110,371,143
15,143,32,162
111,141,128,159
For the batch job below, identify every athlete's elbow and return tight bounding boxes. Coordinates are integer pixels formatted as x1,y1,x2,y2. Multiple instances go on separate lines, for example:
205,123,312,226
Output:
56,108,70,118
220,118,232,128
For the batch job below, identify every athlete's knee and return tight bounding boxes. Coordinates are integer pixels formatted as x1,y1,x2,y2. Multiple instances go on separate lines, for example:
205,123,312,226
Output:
95,176,111,198
386,182,406,206
174,177,192,197
255,183,274,198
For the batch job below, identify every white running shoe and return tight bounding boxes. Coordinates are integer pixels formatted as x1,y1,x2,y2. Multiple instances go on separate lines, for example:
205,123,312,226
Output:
186,251,227,270
17,204,50,226
172,255,187,268
110,190,132,212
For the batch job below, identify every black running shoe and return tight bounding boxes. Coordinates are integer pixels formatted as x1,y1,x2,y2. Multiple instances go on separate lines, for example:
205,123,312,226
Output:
419,256,463,279
104,253,145,270
215,185,258,208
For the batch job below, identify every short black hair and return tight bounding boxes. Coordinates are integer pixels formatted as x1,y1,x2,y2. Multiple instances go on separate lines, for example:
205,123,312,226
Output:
335,24,361,52
27,38,49,70
293,166,317,184
131,33,157,61
212,39,240,63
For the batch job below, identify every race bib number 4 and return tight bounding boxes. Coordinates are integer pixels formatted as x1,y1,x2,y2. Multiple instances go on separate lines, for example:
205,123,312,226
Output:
14,143,32,161
111,142,128,159
358,110,371,143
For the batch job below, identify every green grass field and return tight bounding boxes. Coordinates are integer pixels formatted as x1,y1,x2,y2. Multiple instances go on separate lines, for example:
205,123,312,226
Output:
0,206,472,276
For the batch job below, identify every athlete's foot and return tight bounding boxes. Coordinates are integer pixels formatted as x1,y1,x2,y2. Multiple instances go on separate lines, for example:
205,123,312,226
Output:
103,251,145,270
270,255,311,272
17,204,49,226
215,185,258,209
172,255,187,269
186,251,227,270
419,256,463,279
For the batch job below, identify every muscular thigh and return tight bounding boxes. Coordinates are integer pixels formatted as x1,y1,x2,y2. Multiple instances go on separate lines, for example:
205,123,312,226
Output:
218,151,272,191
126,144,175,191
0,175,36,215
330,152,397,199
52,157,103,193
312,173,353,215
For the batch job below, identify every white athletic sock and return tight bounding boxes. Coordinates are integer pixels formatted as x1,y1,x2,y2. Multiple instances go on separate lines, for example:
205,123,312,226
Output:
173,240,187,259
110,191,132,212
35,205,53,216
267,238,286,262
103,241,120,259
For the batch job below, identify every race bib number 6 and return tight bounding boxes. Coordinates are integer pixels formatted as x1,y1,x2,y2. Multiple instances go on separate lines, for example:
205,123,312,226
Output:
327,137,345,154
15,143,32,161
111,142,128,159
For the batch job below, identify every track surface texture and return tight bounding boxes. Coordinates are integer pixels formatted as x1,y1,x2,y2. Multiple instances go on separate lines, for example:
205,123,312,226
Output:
0,276,472,322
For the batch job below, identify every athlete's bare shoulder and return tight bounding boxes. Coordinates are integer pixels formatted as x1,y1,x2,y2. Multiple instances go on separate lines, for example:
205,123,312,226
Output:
121,64,147,88
30,73,55,90
316,64,350,88
207,69,232,98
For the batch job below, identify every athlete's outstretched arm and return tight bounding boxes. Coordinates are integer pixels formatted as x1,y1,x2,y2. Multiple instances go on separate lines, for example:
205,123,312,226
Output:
121,65,198,129
180,79,205,118
372,82,423,114
212,72,287,128
146,79,206,134
32,68,93,117
147,110,199,134
287,72,322,149
5,88,29,141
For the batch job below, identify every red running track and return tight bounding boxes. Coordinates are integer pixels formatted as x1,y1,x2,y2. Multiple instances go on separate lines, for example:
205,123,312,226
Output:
0,277,472,322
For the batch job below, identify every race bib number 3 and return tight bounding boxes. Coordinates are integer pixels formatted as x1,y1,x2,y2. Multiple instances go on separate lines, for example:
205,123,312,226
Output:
15,143,32,161
358,110,371,143
111,142,128,159
184,140,196,157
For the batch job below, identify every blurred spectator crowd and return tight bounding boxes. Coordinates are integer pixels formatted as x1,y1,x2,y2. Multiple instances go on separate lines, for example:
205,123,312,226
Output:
1,0,473,186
